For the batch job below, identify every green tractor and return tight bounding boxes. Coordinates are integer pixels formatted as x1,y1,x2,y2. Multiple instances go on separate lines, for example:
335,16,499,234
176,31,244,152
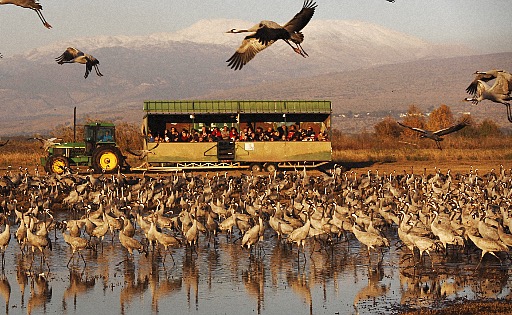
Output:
41,122,126,174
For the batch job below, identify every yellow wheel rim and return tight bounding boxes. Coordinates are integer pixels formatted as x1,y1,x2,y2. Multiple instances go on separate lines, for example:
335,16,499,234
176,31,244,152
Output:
51,159,66,174
99,151,118,171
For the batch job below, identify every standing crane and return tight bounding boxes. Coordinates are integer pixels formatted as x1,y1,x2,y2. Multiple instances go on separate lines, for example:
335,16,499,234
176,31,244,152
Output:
62,232,89,268
0,216,10,270
0,0,52,29
465,70,512,122
287,211,311,261
466,228,508,269
55,47,104,79
397,118,470,150
226,0,317,70
25,220,51,272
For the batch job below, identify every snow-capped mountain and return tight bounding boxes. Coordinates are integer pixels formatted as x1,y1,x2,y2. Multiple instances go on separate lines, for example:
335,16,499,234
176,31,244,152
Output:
0,19,476,135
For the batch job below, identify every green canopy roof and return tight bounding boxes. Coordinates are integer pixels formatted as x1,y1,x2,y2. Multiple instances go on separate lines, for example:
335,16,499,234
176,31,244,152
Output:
144,100,331,114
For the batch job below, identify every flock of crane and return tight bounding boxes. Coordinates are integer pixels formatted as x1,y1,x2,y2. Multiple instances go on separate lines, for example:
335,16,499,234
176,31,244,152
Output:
0,164,512,276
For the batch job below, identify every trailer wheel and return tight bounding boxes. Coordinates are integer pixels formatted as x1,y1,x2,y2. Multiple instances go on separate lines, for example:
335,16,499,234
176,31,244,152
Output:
92,146,122,173
250,163,263,172
45,155,69,175
264,163,277,173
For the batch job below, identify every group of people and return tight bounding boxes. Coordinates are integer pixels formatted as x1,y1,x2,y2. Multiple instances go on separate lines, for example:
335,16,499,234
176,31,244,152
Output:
147,124,328,143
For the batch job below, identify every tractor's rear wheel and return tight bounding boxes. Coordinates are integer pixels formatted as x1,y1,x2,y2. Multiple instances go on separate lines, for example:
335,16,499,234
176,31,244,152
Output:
45,155,69,175
92,146,122,173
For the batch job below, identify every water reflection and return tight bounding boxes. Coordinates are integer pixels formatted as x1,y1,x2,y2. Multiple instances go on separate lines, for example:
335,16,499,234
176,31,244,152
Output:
287,270,312,315
0,225,511,314
242,257,265,314
62,270,95,312
182,252,199,312
149,272,181,313
0,272,10,315
27,273,51,315
353,263,389,314
16,254,28,309
119,257,148,315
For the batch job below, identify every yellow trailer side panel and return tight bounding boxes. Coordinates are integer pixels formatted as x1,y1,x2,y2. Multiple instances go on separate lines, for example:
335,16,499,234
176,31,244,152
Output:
147,142,331,163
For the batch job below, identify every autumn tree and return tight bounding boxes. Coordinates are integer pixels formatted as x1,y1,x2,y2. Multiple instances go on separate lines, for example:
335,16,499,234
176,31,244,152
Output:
427,104,454,131
374,116,402,139
399,105,426,138
455,114,478,137
478,119,502,137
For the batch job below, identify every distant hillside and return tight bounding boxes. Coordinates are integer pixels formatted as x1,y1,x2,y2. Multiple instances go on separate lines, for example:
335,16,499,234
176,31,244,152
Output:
0,19,480,136
199,52,512,133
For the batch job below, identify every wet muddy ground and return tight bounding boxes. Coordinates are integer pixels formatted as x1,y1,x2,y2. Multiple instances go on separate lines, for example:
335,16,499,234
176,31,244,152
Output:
1,217,511,315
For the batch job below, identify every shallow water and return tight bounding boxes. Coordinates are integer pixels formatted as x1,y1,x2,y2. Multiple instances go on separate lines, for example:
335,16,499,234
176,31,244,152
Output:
1,217,511,315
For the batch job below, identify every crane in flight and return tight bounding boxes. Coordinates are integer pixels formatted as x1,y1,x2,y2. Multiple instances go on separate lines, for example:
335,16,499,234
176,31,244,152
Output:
29,136,62,151
226,0,317,70
465,69,512,122
0,0,52,29
55,47,104,79
397,118,470,150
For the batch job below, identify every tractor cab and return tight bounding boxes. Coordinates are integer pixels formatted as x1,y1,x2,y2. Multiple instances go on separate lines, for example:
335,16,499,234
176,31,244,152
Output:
84,123,116,155
43,122,124,175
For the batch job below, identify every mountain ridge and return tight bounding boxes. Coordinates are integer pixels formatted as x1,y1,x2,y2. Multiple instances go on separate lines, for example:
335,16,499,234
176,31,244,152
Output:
0,18,489,136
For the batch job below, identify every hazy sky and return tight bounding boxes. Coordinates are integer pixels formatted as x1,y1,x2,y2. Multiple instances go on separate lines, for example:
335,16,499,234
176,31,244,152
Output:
1,0,511,56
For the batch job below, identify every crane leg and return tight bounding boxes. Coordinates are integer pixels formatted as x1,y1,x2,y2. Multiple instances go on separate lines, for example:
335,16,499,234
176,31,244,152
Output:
506,104,512,123
475,255,484,270
34,9,52,29
297,43,309,57
79,252,87,267
67,253,75,268
284,40,306,58
95,65,103,77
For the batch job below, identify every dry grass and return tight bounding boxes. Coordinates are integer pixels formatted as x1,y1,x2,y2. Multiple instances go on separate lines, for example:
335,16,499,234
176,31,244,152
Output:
0,138,43,169
332,148,512,164
397,299,512,315
2,124,512,173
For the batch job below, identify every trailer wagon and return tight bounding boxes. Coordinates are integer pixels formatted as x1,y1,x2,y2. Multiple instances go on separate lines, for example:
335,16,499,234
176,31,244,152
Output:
137,100,332,172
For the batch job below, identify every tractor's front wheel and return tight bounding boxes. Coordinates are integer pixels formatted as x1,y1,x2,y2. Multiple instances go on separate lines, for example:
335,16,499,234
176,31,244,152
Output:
45,155,69,175
92,146,123,173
